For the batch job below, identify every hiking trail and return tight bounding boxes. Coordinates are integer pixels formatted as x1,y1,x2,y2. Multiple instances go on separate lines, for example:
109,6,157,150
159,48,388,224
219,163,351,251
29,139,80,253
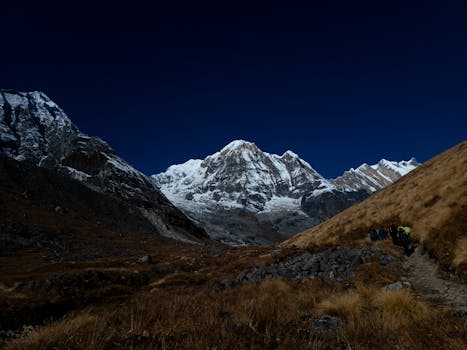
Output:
401,246,467,312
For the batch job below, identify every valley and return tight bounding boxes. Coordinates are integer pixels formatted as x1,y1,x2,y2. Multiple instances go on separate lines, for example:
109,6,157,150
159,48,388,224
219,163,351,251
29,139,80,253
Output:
0,91,465,349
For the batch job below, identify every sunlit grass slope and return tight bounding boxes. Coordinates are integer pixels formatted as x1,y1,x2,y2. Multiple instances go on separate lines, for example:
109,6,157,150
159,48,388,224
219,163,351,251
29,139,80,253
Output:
284,140,467,272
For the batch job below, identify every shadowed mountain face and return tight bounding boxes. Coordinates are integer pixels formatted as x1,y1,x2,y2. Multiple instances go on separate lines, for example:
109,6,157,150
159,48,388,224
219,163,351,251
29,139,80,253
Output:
0,90,207,244
153,140,418,245
284,140,467,278
0,154,172,260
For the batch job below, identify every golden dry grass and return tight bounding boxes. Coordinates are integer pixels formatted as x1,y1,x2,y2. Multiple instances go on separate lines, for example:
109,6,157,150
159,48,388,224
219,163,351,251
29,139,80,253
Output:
284,140,467,270
4,279,323,350
372,289,431,329
3,312,111,350
315,292,361,319
453,237,467,267
5,280,466,350
316,287,432,330
315,287,464,349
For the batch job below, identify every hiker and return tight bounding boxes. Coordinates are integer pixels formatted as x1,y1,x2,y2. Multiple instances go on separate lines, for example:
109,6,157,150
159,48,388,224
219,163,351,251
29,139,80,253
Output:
378,226,388,240
368,228,378,241
398,225,413,256
389,224,399,245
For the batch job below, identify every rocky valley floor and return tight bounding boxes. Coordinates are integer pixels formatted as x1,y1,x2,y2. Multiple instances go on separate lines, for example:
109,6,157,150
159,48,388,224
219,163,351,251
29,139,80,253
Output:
1,238,466,350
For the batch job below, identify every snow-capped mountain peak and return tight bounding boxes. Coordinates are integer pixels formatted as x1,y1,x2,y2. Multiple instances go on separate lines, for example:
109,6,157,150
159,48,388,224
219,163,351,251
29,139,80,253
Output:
152,140,329,212
220,139,257,152
281,150,299,158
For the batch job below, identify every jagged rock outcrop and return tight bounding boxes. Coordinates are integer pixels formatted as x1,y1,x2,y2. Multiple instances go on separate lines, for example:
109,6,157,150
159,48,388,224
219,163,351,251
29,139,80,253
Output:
0,90,207,243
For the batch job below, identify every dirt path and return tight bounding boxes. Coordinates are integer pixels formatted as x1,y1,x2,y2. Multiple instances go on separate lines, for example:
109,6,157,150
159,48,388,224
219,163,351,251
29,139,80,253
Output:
401,246,467,311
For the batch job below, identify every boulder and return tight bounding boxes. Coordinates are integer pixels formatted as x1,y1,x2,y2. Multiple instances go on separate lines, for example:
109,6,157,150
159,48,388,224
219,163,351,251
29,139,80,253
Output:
137,255,152,264
311,315,343,332
383,281,404,291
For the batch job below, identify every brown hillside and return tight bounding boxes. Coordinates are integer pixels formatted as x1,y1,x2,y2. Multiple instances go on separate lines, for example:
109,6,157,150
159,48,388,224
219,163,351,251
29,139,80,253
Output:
283,140,467,273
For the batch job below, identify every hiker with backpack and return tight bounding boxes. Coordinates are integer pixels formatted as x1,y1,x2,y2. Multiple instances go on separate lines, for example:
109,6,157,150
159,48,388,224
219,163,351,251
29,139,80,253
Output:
398,225,413,256
378,226,388,239
368,228,378,241
389,224,399,245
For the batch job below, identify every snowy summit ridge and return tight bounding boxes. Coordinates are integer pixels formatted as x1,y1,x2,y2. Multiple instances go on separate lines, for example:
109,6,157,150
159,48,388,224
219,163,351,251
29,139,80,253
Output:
333,157,420,192
153,139,332,212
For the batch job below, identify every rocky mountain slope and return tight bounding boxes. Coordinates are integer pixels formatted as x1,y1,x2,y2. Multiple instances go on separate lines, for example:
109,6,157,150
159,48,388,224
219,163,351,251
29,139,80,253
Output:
332,158,419,192
0,90,207,243
284,140,467,279
0,153,171,261
153,140,418,245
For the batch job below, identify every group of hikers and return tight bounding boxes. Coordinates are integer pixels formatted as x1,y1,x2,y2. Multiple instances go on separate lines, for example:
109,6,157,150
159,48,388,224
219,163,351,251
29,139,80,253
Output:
368,224,414,256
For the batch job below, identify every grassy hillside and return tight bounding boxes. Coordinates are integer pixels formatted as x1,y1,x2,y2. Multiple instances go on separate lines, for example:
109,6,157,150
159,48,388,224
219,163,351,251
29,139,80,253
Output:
283,140,467,274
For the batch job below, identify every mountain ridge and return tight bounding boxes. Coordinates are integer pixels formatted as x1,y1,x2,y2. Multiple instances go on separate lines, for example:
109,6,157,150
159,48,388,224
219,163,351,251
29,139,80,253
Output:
153,139,418,245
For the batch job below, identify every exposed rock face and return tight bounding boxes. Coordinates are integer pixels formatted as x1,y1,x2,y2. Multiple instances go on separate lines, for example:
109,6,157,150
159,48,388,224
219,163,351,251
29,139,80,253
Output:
0,90,78,165
188,207,288,246
0,90,206,243
153,140,418,246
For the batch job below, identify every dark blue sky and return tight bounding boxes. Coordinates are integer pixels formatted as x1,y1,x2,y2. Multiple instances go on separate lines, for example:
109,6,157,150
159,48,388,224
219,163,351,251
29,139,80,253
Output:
2,1,466,177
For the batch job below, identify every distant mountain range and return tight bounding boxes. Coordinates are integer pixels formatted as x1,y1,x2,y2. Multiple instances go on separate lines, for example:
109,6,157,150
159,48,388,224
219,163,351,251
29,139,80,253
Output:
153,140,419,245
0,90,419,247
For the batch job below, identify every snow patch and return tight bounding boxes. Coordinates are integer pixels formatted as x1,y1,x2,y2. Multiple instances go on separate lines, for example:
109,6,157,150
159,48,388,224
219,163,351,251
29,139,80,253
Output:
63,166,91,182
261,196,301,212
104,154,141,177
221,139,254,151
377,159,417,176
